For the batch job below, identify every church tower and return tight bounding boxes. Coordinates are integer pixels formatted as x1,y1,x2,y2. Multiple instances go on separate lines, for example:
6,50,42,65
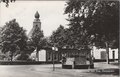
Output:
33,11,41,30
28,11,41,38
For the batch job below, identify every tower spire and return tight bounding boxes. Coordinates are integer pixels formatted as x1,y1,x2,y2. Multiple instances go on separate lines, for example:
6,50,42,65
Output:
35,11,40,18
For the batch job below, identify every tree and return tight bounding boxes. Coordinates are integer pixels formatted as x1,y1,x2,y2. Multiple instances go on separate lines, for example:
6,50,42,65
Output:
50,25,66,48
0,19,28,61
30,25,44,61
0,0,16,7
64,0,119,64
25,40,36,55
50,24,91,49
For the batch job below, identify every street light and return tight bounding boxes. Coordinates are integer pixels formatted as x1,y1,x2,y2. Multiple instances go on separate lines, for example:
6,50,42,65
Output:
52,46,58,71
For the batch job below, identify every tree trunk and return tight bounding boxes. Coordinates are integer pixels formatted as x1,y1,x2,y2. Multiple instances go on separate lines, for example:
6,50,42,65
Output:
37,50,39,61
105,42,109,64
10,52,13,61
36,48,39,61
10,56,12,61
118,48,120,63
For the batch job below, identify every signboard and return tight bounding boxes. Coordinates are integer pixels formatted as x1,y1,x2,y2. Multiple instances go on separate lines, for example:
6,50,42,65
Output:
65,58,74,65
75,56,87,65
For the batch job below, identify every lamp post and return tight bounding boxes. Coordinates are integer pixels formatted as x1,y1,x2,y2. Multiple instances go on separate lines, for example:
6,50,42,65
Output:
52,46,58,71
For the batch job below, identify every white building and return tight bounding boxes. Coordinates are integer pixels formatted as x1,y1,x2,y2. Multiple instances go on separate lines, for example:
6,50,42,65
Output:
92,46,118,60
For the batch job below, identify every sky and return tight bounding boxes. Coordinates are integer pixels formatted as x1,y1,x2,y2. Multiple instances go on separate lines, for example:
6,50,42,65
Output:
0,1,69,36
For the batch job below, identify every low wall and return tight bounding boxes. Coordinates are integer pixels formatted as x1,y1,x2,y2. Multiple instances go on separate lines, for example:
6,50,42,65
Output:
62,64,94,69
74,64,94,69
0,61,61,65
62,65,73,69
93,59,118,62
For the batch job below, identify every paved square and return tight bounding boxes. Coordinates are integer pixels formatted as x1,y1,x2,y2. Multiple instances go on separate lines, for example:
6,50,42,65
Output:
0,62,119,77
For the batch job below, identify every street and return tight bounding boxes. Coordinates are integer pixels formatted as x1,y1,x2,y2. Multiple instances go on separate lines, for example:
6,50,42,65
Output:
0,62,119,77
